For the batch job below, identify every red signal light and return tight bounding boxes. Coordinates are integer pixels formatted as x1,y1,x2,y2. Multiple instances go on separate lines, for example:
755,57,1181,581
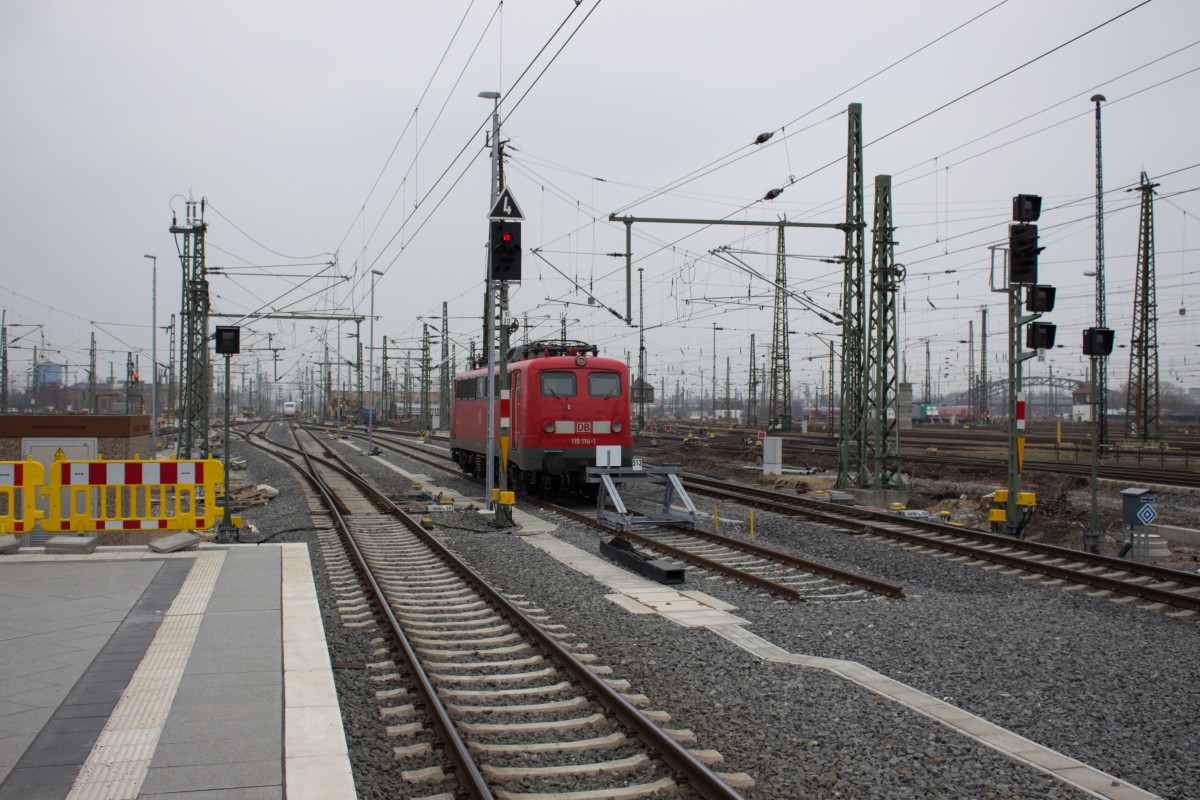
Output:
501,233,513,243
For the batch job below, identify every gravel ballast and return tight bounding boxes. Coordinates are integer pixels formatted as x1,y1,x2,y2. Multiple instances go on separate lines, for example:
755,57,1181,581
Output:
234,426,1197,799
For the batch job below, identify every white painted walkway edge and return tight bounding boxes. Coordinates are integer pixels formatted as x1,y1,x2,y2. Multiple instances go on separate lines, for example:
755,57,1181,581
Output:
281,542,356,800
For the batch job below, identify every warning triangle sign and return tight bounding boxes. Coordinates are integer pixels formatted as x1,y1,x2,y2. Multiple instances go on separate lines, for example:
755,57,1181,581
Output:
488,187,525,220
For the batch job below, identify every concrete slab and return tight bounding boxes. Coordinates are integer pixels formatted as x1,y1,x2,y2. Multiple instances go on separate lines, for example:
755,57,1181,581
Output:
0,544,352,800
0,536,19,555
147,533,200,553
42,536,99,555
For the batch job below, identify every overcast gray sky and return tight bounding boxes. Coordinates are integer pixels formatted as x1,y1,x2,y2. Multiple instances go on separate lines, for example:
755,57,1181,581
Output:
2,0,1198,407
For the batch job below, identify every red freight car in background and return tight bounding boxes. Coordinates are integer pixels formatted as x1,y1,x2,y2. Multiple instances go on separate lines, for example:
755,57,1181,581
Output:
450,341,632,493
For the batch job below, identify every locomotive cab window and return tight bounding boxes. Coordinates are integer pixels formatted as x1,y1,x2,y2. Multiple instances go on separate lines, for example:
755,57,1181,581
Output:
540,371,576,398
588,372,621,398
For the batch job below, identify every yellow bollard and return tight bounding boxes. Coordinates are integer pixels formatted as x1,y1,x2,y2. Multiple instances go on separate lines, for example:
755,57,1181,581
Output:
713,503,719,531
749,508,755,540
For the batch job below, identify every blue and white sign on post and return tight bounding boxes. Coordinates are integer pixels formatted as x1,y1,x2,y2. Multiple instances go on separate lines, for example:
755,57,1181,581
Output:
1136,504,1158,527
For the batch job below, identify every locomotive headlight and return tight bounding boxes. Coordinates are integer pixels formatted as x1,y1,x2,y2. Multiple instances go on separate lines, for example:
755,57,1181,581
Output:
575,355,587,367
612,421,622,433
544,421,555,433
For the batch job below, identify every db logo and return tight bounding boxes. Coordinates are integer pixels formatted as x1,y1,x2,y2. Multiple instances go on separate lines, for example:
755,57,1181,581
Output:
576,422,593,433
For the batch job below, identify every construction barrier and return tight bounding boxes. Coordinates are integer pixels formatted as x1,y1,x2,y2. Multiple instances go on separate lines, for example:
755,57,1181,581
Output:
0,458,45,535
44,456,225,534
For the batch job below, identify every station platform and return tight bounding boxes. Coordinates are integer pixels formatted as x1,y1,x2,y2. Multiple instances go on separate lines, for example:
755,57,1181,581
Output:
0,543,354,800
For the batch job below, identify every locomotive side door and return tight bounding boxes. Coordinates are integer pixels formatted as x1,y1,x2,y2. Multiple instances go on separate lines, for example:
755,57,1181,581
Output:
508,369,520,450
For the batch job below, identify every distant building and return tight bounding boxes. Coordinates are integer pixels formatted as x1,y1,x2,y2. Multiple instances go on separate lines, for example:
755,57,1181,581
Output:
1072,383,1095,422
631,377,655,404
36,362,67,388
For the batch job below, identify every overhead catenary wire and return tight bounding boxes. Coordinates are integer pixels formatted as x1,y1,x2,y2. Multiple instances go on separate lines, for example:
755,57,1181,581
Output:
331,0,487,258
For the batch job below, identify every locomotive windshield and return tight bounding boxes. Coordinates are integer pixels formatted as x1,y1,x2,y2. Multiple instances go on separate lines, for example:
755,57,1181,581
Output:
588,372,621,398
540,372,576,398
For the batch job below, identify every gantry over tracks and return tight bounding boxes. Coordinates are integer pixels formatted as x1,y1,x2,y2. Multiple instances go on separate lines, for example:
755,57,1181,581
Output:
682,474,1200,617
241,422,751,799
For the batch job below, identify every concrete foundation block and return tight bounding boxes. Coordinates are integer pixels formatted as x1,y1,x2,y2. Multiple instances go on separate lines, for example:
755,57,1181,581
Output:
1148,524,1200,547
0,535,20,554
148,532,201,553
848,488,911,508
44,535,100,554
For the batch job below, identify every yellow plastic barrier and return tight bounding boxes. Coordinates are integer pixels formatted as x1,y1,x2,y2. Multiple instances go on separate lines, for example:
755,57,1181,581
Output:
44,455,225,534
0,458,45,535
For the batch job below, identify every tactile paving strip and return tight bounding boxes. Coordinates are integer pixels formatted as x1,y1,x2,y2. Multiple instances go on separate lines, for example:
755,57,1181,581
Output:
66,551,225,800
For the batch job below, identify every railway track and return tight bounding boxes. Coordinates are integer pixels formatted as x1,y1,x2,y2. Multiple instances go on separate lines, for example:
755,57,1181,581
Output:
693,437,1200,489
321,424,901,603
531,497,903,602
680,474,1200,618
242,422,752,799
291,422,1200,616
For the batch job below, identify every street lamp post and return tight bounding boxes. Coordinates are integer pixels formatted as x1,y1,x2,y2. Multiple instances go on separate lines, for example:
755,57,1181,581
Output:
143,255,157,455
368,269,383,456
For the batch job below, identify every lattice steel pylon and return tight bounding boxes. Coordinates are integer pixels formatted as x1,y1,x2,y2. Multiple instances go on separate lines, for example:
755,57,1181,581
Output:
768,224,792,430
837,103,866,489
381,337,390,421
170,199,209,458
866,174,903,489
420,323,432,430
439,302,450,427
967,321,975,420
1126,171,1159,441
979,307,989,421
89,333,97,414
1091,95,1109,445
748,333,757,426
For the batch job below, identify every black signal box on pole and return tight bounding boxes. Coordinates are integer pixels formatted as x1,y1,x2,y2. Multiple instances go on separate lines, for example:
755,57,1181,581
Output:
1013,194,1042,222
490,220,522,282
1025,321,1057,350
1008,223,1040,285
1083,327,1114,357
215,326,240,355
1025,285,1056,313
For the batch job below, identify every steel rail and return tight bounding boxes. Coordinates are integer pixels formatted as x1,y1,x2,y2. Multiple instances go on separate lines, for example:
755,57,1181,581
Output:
281,425,747,800
536,501,807,602
244,427,494,799
681,526,904,598
316,425,897,602
698,438,1200,488
683,474,1200,612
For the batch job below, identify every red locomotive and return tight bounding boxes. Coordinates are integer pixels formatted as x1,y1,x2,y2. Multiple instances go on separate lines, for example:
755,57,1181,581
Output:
450,341,632,492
